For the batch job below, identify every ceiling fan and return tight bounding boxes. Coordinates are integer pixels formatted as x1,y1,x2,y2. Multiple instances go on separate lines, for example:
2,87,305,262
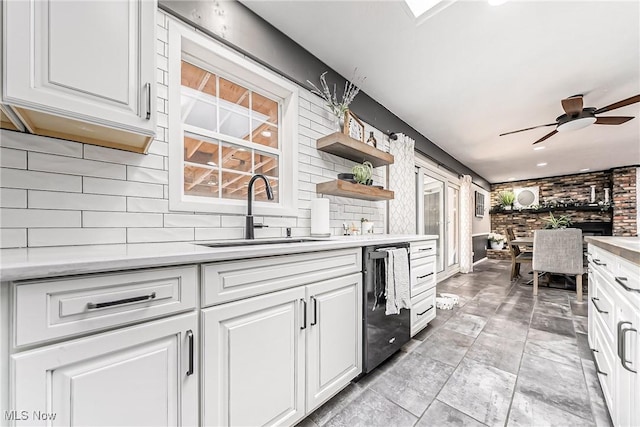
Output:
500,94,640,145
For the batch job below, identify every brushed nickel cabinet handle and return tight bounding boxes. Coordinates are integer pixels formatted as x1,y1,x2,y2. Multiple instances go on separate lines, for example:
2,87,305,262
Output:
186,330,194,376
145,82,151,120
619,322,637,374
615,277,640,293
300,299,307,330
593,259,607,267
87,292,156,309
310,296,318,326
590,349,608,376
417,305,434,316
590,297,608,314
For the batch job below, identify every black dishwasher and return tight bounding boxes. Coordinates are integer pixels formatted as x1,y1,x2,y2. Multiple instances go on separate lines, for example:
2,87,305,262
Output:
361,243,411,375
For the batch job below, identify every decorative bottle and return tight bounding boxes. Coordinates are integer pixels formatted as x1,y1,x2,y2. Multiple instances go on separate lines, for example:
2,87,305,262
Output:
366,131,377,148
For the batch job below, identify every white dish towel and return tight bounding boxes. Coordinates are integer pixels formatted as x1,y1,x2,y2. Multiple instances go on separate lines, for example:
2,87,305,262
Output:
385,248,411,315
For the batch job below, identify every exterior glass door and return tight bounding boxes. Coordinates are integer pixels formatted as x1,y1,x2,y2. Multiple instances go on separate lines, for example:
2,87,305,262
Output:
423,175,445,273
447,185,459,267
416,161,461,279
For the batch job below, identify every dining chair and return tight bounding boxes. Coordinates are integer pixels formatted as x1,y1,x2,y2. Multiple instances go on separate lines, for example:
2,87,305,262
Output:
506,227,532,254
532,228,584,302
506,229,532,281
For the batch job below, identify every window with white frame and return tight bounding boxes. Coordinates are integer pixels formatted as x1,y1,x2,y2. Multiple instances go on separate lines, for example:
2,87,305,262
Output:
168,20,298,216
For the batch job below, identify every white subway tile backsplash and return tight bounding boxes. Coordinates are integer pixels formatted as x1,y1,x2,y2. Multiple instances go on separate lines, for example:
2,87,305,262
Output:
220,216,245,227
0,131,83,157
127,197,169,213
164,213,221,228
0,208,81,228
147,140,169,157
83,211,163,228
29,152,126,180
0,147,27,169
84,177,164,198
195,227,244,241
0,168,82,192
84,145,164,170
0,228,26,248
127,227,194,243
263,216,297,228
126,165,168,184
29,190,126,211
29,228,126,247
0,189,27,208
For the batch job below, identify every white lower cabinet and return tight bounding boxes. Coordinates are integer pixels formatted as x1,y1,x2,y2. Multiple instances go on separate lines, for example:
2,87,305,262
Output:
588,243,640,427
10,313,198,427
410,239,437,337
306,274,362,412
202,273,362,426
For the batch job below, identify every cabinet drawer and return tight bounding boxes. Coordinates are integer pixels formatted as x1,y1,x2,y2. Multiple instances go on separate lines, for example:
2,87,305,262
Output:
592,318,614,412
411,240,437,260
411,288,436,336
201,248,361,307
13,265,197,348
411,257,436,297
589,244,616,278
592,269,616,343
615,256,640,295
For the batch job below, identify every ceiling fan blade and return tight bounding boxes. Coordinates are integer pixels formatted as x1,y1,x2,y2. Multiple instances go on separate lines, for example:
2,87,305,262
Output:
499,123,556,137
561,96,583,115
594,116,634,125
594,94,640,114
532,130,558,145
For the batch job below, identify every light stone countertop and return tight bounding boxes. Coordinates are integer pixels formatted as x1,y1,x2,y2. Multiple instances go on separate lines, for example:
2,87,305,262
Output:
0,234,437,282
585,236,640,265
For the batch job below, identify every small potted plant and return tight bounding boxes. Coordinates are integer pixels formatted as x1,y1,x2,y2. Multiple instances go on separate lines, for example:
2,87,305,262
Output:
488,232,506,250
543,212,572,229
352,161,373,185
497,190,516,210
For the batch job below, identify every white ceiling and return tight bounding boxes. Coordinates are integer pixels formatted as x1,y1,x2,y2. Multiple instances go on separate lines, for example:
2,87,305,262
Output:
241,0,640,183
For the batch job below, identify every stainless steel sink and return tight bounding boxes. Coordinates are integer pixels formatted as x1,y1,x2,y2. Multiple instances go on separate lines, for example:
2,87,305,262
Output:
198,238,329,248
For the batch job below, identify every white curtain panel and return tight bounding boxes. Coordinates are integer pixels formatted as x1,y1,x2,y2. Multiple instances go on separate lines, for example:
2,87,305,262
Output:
388,133,416,234
460,175,473,273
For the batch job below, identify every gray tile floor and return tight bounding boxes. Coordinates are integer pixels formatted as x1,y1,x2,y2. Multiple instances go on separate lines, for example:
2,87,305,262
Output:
297,259,612,427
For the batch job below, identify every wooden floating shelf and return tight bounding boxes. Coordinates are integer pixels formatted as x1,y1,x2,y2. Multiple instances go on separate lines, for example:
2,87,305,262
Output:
317,180,394,201
316,132,394,168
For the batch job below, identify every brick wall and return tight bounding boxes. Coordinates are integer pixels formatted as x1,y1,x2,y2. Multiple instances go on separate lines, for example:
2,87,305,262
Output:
490,168,637,237
612,166,637,236
0,11,388,248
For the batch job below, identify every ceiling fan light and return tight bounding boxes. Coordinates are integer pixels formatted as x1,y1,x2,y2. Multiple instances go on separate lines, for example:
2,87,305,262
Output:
557,116,597,132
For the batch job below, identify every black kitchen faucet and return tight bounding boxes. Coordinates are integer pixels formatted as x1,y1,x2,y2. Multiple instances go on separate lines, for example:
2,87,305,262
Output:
245,174,274,239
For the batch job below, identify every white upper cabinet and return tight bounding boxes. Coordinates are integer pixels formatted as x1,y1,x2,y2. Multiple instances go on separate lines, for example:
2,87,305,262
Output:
2,0,156,152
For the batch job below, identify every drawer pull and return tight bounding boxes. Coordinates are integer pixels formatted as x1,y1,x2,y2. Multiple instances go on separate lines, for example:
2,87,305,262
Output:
590,349,608,376
87,292,156,310
417,272,434,280
417,305,434,316
593,259,607,267
615,277,640,293
590,297,608,314
619,321,638,374
418,248,433,252
186,330,194,376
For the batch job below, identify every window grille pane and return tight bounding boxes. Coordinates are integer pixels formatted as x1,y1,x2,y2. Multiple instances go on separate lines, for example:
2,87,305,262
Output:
251,92,279,148
184,135,219,167
220,143,252,173
220,171,251,201
254,151,278,178
184,164,218,198
181,61,218,133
